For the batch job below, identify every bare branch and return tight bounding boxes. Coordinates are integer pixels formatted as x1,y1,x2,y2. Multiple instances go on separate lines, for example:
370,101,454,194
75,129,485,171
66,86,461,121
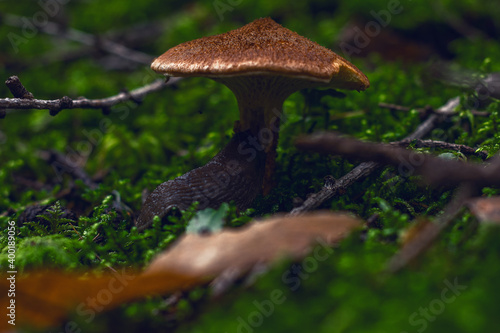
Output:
289,96,471,215
289,111,442,215
396,139,488,160
0,76,180,116
294,132,500,188
290,95,497,270
3,13,154,65
5,76,34,99
378,102,434,117
38,149,97,189
379,100,489,117
289,161,380,215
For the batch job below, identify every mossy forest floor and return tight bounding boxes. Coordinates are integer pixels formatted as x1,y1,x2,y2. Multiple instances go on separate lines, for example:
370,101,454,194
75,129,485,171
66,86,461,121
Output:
1,1,500,332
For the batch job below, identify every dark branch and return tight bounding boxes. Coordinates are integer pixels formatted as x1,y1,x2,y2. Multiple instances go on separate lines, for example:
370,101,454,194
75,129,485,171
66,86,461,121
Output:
396,139,488,160
379,100,489,117
378,102,434,116
38,149,97,189
3,13,154,65
0,77,180,116
378,102,414,112
294,132,500,188
289,161,380,214
289,96,463,215
292,95,497,270
5,76,34,99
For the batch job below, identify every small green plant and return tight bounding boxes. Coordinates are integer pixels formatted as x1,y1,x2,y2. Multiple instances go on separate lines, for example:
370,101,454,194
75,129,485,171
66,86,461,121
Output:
23,201,77,236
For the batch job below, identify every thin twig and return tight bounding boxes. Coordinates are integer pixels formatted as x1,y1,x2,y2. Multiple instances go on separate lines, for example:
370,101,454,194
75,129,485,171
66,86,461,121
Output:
3,13,154,65
289,114,439,215
294,114,500,270
5,76,34,99
396,139,488,160
289,161,380,215
378,102,414,112
378,102,434,116
294,133,500,188
38,149,97,189
0,76,180,116
379,101,489,117
289,97,462,215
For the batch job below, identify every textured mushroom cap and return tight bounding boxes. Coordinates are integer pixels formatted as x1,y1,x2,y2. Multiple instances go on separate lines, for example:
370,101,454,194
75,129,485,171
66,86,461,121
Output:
151,17,369,91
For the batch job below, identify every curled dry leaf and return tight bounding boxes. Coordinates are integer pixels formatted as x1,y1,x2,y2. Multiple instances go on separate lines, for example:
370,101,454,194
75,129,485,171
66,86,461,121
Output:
0,211,360,331
467,196,500,224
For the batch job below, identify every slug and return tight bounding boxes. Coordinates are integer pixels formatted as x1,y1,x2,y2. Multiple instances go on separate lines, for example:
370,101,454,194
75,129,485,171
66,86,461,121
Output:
136,130,265,230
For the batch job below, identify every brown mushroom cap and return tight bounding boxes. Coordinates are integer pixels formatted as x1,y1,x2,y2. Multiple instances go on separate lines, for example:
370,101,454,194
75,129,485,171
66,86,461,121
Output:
151,18,370,197
151,17,369,91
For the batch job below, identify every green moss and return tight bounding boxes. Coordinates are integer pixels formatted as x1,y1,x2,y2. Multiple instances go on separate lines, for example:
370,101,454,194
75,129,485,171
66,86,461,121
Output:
1,0,500,331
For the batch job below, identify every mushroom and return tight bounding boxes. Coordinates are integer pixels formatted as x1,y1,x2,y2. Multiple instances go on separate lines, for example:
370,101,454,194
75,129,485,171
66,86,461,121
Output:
136,17,369,230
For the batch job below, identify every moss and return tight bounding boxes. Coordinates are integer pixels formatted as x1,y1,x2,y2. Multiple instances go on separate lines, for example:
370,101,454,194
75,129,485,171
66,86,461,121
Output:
1,0,500,331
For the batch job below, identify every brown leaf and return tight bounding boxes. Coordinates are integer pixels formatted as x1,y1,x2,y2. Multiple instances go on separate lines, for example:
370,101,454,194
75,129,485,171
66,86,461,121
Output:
0,211,360,331
145,211,361,278
468,196,500,224
0,269,199,332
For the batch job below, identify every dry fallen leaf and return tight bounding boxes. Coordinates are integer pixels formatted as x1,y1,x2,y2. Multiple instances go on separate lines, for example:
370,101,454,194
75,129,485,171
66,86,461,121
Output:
145,211,361,277
0,270,199,332
467,196,500,224
0,211,361,331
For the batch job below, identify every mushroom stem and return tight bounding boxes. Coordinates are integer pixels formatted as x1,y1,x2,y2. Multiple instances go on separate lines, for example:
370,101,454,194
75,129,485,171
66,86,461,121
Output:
215,75,312,134
136,130,265,230
215,75,324,194
233,100,282,195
